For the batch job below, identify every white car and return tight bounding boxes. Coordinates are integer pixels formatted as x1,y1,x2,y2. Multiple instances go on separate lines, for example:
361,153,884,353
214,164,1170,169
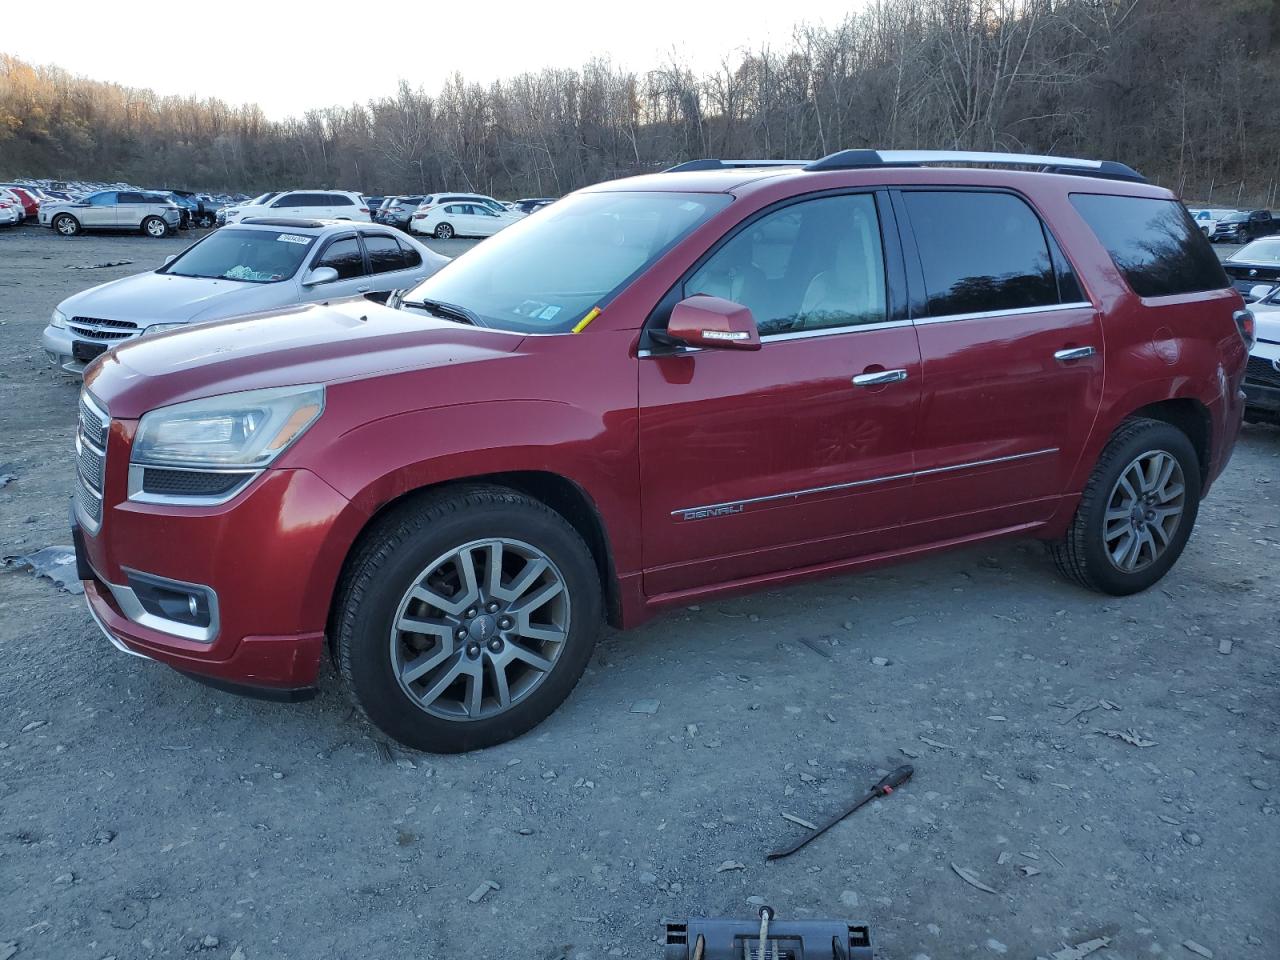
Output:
409,202,521,239
416,192,508,215
0,190,21,225
225,190,370,224
1244,289,1280,423
1188,209,1218,237
40,219,448,374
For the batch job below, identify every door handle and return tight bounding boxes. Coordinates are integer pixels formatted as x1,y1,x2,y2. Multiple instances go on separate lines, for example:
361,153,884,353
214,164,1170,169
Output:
1053,346,1096,362
357,286,371,293
852,368,909,387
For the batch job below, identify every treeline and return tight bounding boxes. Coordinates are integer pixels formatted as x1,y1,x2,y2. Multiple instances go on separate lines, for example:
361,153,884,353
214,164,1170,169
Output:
2,0,1279,205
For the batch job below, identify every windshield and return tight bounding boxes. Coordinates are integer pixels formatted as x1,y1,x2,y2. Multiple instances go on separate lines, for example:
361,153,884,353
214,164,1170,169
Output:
160,228,315,283
1231,238,1280,264
401,190,731,333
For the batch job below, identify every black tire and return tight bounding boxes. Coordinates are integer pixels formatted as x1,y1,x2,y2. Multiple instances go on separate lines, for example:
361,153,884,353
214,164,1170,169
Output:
52,213,81,237
1048,418,1201,595
141,216,169,238
434,222,454,239
333,484,603,753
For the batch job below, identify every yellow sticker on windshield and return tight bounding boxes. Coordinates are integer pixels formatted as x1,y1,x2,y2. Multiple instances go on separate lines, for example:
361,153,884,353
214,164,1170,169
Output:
573,307,601,334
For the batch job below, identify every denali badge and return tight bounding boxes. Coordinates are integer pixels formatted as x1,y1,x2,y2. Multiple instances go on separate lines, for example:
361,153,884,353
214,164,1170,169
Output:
678,504,745,521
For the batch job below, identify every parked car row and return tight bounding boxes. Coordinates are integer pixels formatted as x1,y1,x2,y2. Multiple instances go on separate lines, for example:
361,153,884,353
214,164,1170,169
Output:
1186,206,1280,243
1,180,227,235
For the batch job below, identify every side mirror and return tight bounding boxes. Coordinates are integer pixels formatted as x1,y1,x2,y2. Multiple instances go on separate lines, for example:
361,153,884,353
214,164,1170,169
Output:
1248,283,1274,302
301,266,339,287
163,254,177,266
664,295,761,351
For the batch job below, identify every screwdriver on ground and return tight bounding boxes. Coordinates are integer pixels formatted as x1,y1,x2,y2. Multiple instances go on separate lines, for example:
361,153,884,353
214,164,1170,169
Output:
767,764,914,860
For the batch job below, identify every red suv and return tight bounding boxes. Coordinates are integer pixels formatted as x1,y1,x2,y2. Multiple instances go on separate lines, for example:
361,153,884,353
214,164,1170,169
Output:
73,150,1251,752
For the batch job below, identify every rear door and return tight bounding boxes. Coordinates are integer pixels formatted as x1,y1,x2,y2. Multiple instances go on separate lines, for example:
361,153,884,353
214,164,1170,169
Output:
893,188,1103,540
115,192,147,228
638,191,922,595
360,230,424,297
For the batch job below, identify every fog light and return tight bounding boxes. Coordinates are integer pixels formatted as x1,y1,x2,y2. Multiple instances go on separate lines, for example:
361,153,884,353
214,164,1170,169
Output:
126,571,213,629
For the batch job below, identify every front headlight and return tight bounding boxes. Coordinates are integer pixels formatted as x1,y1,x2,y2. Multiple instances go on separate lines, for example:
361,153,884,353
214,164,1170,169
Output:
143,322,186,336
51,308,68,329
132,384,324,469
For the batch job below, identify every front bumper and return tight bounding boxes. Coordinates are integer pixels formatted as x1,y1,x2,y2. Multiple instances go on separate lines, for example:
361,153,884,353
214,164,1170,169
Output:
1244,378,1280,418
41,324,90,375
79,455,370,695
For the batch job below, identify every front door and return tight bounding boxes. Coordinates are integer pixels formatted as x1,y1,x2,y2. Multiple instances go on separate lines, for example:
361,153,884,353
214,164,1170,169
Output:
893,188,1104,540
307,233,371,299
639,192,921,596
82,192,118,228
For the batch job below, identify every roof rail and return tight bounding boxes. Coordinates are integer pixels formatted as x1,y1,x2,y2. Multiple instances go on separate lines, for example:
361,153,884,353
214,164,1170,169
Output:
665,159,810,173
803,149,1146,183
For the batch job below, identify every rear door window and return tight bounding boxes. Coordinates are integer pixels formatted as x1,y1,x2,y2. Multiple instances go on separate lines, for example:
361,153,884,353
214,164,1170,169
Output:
327,194,355,207
1070,194,1229,298
117,192,144,204
364,233,408,273
902,190,1059,316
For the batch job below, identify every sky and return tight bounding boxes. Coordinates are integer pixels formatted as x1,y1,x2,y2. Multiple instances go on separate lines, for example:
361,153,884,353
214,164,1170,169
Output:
9,0,859,120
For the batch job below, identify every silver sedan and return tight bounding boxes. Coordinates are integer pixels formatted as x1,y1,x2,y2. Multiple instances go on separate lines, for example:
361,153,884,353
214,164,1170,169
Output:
41,219,450,374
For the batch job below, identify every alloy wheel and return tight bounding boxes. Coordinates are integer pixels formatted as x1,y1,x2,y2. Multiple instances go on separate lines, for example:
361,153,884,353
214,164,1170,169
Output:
145,218,166,237
55,216,76,236
1103,450,1186,573
389,537,570,721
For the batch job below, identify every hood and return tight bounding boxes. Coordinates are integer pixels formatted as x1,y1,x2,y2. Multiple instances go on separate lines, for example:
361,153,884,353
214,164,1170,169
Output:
84,298,524,418
58,270,272,324
1251,301,1280,346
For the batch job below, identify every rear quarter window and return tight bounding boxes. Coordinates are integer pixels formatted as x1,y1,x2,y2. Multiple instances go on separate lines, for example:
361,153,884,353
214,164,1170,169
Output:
1070,194,1229,298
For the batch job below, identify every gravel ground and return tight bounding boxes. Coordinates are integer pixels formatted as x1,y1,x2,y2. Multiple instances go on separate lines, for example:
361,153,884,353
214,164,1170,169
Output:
0,225,1277,960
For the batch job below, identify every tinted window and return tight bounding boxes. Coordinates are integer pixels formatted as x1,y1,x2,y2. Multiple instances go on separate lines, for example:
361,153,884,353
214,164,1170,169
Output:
117,192,144,204
86,192,116,206
364,234,408,273
272,193,303,208
904,191,1057,315
1070,194,1229,298
686,193,887,335
396,236,422,268
316,236,365,279
327,194,355,207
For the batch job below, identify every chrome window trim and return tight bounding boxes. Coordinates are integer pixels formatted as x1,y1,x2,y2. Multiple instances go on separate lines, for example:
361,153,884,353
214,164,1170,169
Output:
671,447,1060,517
127,463,261,507
108,567,220,643
913,301,1093,326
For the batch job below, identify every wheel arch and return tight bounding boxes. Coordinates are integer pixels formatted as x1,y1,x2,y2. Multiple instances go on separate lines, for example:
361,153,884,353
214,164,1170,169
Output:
326,470,623,658
1127,398,1211,487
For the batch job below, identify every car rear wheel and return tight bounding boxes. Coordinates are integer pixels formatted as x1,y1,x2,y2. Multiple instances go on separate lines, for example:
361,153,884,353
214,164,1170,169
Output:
142,216,169,238
434,222,454,239
1049,418,1201,595
53,214,81,236
334,485,602,753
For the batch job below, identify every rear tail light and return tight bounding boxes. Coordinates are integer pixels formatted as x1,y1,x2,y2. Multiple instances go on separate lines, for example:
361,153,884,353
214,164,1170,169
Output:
413,213,426,219
1235,309,1257,349
359,207,369,213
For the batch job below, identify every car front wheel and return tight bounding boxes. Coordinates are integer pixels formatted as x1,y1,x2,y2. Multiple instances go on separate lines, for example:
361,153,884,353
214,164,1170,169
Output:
1049,418,1201,595
53,214,81,236
334,485,602,753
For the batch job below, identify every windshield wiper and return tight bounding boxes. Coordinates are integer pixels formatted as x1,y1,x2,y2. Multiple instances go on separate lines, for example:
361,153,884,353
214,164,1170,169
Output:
403,298,486,328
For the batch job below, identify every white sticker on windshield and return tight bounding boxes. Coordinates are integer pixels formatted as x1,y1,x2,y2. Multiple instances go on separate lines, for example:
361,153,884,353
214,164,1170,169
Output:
539,305,562,320
679,201,702,211
276,234,312,245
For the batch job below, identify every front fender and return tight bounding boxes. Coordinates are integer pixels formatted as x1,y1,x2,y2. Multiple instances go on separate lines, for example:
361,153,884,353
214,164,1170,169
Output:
305,397,642,573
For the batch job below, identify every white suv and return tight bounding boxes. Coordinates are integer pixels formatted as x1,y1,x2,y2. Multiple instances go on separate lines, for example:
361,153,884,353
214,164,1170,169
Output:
226,190,370,224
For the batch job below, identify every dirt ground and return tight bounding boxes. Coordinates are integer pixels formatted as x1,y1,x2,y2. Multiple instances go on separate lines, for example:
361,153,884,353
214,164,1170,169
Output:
0,224,1276,960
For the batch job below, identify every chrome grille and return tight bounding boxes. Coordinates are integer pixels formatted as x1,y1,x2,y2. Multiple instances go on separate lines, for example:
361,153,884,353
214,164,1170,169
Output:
69,316,140,342
76,392,109,529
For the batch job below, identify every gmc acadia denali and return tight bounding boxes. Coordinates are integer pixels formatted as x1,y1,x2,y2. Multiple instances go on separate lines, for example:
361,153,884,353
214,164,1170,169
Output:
71,150,1252,752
